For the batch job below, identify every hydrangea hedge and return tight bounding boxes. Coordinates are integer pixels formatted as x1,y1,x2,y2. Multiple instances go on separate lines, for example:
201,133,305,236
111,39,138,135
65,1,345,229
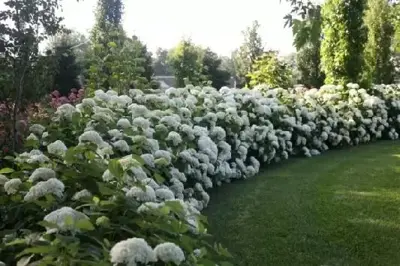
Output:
1,83,400,265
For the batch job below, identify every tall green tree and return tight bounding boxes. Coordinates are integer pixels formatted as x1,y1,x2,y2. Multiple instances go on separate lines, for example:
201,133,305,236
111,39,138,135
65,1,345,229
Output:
232,20,264,87
247,51,293,89
0,0,70,150
91,0,124,45
201,48,231,89
321,0,369,86
364,0,395,84
167,39,205,87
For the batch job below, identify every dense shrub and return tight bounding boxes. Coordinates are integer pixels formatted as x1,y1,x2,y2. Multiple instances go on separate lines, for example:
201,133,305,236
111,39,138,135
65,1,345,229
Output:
1,83,400,265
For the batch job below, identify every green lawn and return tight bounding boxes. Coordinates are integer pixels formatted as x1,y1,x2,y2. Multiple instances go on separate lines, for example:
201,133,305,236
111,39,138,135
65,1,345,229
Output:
204,141,400,266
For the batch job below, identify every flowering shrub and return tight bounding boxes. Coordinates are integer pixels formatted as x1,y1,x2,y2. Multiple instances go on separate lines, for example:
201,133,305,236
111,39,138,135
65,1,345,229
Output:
50,88,85,109
1,83,400,265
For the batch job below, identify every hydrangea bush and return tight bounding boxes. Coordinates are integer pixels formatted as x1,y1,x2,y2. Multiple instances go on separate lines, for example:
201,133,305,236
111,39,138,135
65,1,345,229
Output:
1,83,400,265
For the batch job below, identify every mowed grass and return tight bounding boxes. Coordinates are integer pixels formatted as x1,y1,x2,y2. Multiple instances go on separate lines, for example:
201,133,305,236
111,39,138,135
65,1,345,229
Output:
204,141,400,266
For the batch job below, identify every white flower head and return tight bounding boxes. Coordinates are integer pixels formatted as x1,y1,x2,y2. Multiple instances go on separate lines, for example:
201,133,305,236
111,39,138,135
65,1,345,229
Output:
166,131,183,146
79,130,106,147
24,178,65,201
117,118,132,129
110,238,156,266
112,140,131,152
126,185,156,202
55,104,78,121
132,117,151,129
155,150,172,164
72,189,92,201
155,188,175,200
47,140,67,156
29,167,56,182
4,178,22,195
141,153,155,168
154,242,185,265
0,174,9,185
43,207,89,233
137,202,164,213
29,124,45,136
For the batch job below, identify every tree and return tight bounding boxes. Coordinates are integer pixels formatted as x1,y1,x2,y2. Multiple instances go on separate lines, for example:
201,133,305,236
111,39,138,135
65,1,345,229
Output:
0,0,70,150
247,51,293,89
91,0,124,46
153,48,173,76
364,0,395,84
320,0,369,86
201,48,231,89
48,31,89,95
296,44,325,88
232,20,265,87
167,39,205,87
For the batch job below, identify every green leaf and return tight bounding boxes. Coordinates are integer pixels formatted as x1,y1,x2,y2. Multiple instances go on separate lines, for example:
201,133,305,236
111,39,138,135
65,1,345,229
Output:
5,238,26,246
0,167,14,174
17,245,54,257
75,219,95,231
154,173,165,184
107,41,117,48
108,159,124,178
165,200,183,214
132,154,145,166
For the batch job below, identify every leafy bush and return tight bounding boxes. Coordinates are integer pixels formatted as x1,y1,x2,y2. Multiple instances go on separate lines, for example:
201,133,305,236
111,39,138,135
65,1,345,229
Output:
1,83,400,265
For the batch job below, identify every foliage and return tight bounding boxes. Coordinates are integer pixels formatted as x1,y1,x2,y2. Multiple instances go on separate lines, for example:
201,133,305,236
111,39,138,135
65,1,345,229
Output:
231,20,265,88
87,37,154,94
0,0,69,151
153,48,173,76
91,0,124,46
167,39,205,87
201,49,231,89
3,81,400,264
248,51,293,89
48,32,86,96
297,44,325,88
320,0,369,87
364,0,395,84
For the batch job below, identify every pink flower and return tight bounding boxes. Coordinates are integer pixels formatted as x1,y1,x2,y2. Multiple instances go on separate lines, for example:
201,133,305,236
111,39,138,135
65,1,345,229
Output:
51,90,61,98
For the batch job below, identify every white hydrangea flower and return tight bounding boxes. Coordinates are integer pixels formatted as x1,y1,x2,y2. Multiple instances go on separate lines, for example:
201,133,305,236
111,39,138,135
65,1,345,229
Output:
102,169,115,182
131,167,148,181
29,124,45,136
166,131,183,146
43,207,89,233
0,174,9,185
47,140,67,156
29,167,56,182
126,185,156,202
137,202,164,213
154,242,185,265
72,189,92,201
141,178,160,190
55,104,78,121
110,238,156,266
24,178,65,201
4,178,22,195
112,140,130,152
155,150,172,164
155,188,175,200
108,129,123,140
141,153,155,168
79,130,106,147
117,118,132,129
132,117,151,129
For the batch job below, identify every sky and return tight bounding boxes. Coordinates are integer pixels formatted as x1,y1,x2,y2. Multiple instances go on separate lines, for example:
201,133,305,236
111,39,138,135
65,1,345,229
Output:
60,0,296,56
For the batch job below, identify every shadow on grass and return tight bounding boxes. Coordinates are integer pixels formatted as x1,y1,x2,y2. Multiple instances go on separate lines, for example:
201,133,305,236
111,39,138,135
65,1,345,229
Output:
205,141,400,266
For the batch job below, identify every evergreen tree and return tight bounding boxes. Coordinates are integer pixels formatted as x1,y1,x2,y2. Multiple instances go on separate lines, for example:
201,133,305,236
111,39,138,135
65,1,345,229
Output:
364,0,395,84
321,0,368,86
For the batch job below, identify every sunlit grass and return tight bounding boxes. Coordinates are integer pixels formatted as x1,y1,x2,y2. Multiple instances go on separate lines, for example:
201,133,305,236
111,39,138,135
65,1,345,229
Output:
205,141,400,266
